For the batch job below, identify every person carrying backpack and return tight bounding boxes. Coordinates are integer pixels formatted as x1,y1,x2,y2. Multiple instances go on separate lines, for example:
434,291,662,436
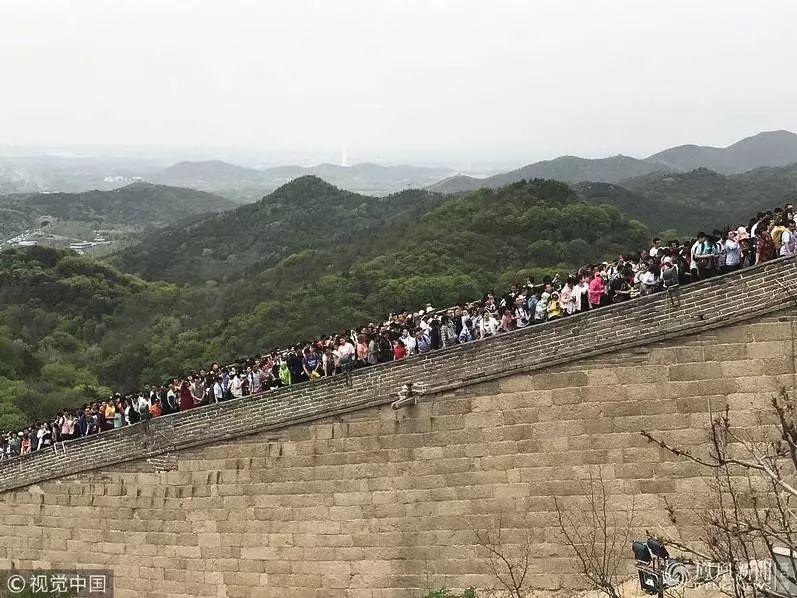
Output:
415,329,431,353
660,258,680,290
439,315,458,348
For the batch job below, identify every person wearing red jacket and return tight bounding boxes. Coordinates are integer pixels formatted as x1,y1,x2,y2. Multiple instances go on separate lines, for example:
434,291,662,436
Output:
393,339,407,360
588,269,606,308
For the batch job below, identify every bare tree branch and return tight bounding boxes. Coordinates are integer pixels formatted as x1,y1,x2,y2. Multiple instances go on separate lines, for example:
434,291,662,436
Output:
553,467,634,598
473,511,531,598
643,388,797,598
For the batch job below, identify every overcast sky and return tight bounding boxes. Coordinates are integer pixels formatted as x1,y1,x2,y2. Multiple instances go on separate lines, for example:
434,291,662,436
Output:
1,0,795,167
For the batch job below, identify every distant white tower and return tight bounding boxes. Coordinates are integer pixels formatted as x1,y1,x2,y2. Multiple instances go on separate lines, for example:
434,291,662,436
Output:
341,147,348,167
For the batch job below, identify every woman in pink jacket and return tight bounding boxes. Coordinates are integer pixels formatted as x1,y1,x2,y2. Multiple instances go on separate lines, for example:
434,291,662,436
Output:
588,270,606,308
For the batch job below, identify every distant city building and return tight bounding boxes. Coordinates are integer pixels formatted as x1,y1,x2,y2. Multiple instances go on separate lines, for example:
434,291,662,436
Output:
103,175,143,183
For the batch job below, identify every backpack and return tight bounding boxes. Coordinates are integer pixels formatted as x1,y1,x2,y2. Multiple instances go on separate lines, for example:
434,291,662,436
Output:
662,265,679,289
715,241,725,268
701,242,716,271
417,334,432,351
441,325,457,347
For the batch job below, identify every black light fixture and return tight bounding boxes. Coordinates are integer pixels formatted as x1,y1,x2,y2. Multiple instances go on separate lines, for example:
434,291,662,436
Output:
647,538,670,559
637,570,661,595
632,538,668,598
633,540,652,564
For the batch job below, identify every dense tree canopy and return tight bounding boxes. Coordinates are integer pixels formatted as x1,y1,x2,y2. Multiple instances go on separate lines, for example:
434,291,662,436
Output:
577,163,797,235
0,183,235,239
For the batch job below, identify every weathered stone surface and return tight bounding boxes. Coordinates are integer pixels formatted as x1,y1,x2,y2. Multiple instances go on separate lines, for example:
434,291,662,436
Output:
0,259,796,597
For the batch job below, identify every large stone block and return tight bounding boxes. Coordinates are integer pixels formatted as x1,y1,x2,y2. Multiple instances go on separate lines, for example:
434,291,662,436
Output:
747,340,790,359
530,371,588,390
750,322,794,341
668,362,725,381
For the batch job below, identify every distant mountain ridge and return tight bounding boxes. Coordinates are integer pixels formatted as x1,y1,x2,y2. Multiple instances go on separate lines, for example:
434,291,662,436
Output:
150,161,456,200
429,155,673,193
430,130,797,194
646,130,797,173
156,160,256,181
0,156,457,200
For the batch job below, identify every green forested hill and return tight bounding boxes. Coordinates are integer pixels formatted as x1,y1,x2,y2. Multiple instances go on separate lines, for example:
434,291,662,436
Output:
0,246,240,428
0,247,147,429
0,207,31,239
1,177,650,428
576,163,797,234
114,176,449,282
0,183,236,238
116,176,649,283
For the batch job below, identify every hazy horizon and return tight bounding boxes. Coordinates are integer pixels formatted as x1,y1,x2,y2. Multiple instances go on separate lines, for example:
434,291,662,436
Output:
2,0,796,169
1,126,796,168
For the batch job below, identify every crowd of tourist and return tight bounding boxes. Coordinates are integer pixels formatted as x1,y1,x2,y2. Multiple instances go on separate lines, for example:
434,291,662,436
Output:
2,204,795,459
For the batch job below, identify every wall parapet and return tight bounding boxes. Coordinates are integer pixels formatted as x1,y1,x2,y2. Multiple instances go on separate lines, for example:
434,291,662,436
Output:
2,257,797,493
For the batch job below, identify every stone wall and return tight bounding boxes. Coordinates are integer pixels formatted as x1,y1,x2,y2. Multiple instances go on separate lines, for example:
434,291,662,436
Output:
0,258,796,597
